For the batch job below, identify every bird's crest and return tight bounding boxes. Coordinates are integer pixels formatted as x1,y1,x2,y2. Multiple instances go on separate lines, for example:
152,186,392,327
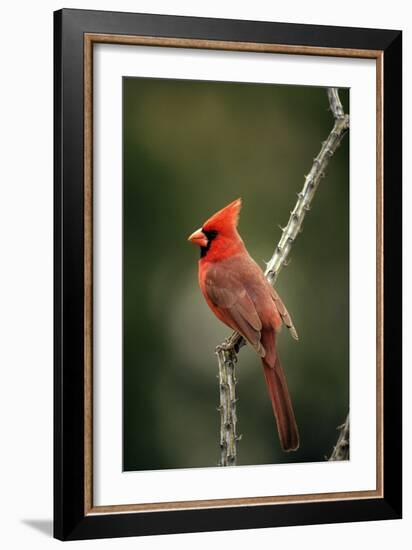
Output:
203,198,242,234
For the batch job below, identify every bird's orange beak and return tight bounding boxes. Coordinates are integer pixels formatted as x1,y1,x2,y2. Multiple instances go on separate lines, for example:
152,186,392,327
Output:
188,228,208,247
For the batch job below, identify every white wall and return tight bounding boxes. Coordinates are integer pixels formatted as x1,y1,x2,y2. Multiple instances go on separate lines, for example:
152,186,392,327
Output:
0,1,408,548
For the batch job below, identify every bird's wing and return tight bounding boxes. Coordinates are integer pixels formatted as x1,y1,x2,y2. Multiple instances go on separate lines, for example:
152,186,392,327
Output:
270,287,299,340
204,267,265,357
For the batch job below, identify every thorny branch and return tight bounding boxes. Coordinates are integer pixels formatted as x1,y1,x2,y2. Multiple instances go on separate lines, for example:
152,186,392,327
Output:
216,88,350,466
329,414,350,461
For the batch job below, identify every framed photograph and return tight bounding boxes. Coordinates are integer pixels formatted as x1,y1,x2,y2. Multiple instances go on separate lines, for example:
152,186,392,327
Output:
54,8,402,541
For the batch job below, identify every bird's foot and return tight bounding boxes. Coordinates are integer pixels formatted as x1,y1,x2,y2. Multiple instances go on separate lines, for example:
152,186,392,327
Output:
216,338,236,353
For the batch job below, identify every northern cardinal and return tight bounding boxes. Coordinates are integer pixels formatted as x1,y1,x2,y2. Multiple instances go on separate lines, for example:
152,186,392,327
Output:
188,198,299,451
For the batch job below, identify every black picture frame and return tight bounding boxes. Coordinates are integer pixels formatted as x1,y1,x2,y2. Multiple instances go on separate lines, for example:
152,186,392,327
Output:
54,8,402,541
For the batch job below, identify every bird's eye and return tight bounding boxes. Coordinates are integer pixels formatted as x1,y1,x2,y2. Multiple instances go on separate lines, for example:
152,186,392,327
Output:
203,229,218,241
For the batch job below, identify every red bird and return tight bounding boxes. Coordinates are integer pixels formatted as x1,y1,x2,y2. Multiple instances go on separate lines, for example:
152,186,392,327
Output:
188,198,299,452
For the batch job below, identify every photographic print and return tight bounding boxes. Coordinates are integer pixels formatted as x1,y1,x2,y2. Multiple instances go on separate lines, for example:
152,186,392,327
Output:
54,10,402,540
122,78,349,471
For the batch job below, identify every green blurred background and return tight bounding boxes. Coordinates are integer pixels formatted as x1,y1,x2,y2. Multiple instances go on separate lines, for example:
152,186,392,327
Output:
123,77,349,471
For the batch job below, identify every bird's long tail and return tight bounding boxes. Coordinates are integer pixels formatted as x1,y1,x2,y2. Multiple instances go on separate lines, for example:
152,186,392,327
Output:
262,355,299,452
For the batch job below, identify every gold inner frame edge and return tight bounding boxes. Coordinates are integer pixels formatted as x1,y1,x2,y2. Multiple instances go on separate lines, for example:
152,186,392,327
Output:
83,33,384,515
